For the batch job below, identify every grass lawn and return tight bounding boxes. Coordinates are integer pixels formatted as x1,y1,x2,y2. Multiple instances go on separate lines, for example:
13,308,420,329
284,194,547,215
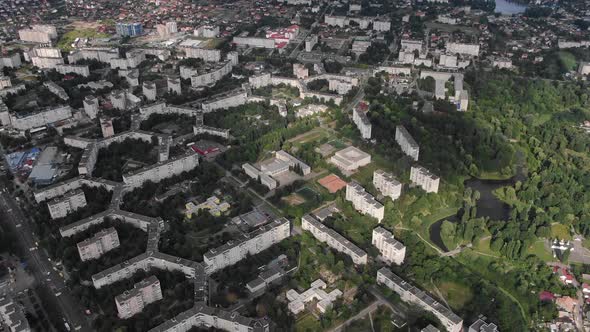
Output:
436,281,473,310
550,224,572,240
525,239,553,262
558,51,577,71
57,28,109,51
476,170,513,180
295,313,322,332
472,236,499,257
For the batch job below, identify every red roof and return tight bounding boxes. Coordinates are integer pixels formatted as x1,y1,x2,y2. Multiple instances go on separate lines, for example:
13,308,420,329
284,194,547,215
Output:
539,291,555,301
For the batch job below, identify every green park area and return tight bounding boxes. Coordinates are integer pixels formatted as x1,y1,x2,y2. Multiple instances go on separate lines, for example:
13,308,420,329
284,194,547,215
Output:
57,28,110,51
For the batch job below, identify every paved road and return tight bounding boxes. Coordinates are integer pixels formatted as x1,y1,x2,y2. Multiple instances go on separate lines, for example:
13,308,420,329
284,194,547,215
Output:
0,180,90,331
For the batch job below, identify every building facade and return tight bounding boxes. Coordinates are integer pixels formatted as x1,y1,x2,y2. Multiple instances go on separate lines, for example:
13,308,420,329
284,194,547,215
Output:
373,170,402,201
47,189,87,219
302,214,368,265
115,276,163,318
410,166,440,193
372,227,406,265
345,181,384,222
395,125,419,161
77,227,120,261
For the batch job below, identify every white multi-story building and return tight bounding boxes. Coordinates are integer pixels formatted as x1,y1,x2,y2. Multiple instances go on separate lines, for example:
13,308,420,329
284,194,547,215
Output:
469,316,498,332
377,268,463,332
395,125,419,161
56,64,90,77
77,227,120,261
0,297,31,332
293,63,309,79
352,106,371,139
110,90,127,110
143,82,157,101
18,25,57,43
148,304,270,332
43,81,69,101
305,35,318,52
286,279,342,315
140,102,199,119
204,218,290,273
47,189,87,219
67,47,119,64
446,42,480,57
0,76,11,89
83,96,99,119
30,47,64,69
78,142,98,176
373,170,402,201
410,165,440,193
200,89,248,113
115,276,163,319
346,181,384,222
123,152,200,188
372,227,405,265
232,36,276,49
194,25,220,38
275,150,311,175
330,146,371,172
373,20,391,32
7,106,72,130
302,214,368,265
183,47,222,63
0,53,22,68
249,73,272,89
101,118,115,138
167,77,181,95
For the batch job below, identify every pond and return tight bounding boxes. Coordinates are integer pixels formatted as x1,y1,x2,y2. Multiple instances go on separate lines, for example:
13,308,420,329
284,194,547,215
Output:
495,0,527,15
429,176,519,252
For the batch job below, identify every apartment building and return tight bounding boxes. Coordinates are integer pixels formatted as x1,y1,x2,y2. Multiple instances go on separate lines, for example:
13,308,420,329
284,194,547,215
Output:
286,279,342,315
352,106,371,139
186,60,233,87
305,35,318,52
0,53,22,68
377,268,463,332
183,47,222,63
346,182,384,222
373,170,402,201
115,276,162,319
55,64,90,77
122,152,199,188
67,47,119,64
372,227,405,265
168,77,181,95
302,214,368,265
200,89,248,113
249,73,273,89
410,166,440,193
78,142,98,176
43,81,68,101
143,82,157,101
77,227,120,261
47,189,87,220
395,125,419,161
204,218,291,273
0,297,31,332
330,146,371,172
140,102,199,119
30,47,64,69
148,303,270,332
18,24,57,43
194,25,220,38
6,106,72,130
445,42,480,57
116,22,143,37
232,36,276,49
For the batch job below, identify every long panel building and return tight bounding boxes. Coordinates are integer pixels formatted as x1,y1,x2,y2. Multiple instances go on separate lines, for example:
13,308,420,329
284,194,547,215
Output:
345,181,384,222
301,214,367,265
377,268,463,332
122,152,199,188
395,125,419,161
204,218,291,273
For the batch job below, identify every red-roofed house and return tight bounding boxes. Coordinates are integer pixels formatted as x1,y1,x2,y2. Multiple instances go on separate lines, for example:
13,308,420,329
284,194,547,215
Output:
539,291,555,302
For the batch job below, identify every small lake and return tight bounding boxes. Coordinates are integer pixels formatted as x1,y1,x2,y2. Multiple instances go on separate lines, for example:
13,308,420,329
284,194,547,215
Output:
429,177,515,252
495,0,528,15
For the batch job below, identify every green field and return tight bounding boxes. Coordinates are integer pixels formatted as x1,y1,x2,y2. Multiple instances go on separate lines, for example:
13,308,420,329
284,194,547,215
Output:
558,51,577,71
436,281,473,310
57,29,110,51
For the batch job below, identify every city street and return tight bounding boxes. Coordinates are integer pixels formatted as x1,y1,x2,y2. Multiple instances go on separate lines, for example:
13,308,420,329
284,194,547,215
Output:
0,179,90,331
